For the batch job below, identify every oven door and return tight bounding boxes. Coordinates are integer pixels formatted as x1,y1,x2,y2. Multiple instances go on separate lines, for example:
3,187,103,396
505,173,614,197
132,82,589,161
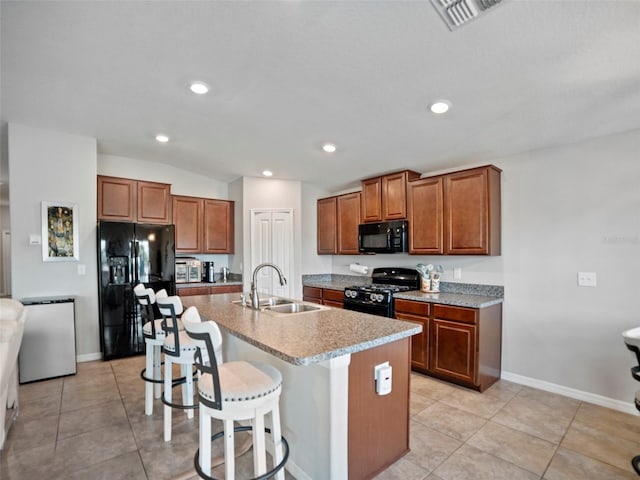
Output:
343,299,392,318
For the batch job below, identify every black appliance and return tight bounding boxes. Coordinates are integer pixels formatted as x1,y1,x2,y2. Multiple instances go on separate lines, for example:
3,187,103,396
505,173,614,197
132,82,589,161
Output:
97,221,175,360
203,261,216,283
358,220,408,254
343,267,420,317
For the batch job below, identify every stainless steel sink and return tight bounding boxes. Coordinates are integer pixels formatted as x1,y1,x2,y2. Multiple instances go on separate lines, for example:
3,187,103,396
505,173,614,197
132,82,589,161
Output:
266,303,321,314
232,297,294,308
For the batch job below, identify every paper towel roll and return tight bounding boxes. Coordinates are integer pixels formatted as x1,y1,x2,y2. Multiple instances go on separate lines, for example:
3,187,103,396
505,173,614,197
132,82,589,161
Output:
350,263,369,275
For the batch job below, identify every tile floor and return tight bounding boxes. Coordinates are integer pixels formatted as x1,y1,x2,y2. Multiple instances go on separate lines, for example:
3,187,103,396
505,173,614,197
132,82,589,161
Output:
1,356,639,479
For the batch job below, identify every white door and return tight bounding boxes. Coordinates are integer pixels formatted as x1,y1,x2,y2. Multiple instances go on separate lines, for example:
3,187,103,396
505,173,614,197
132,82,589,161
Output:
250,209,293,298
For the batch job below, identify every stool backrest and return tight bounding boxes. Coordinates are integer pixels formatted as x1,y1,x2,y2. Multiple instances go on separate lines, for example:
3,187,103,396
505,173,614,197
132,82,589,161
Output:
156,295,184,355
134,284,167,339
182,306,224,410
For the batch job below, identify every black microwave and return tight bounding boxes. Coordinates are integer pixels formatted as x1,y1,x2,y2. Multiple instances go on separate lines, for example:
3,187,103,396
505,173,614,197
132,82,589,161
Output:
358,220,408,254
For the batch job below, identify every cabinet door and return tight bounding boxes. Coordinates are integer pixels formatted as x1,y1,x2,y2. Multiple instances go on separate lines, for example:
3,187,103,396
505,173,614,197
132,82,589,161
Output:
172,196,203,253
394,299,430,372
317,197,337,254
444,166,501,255
322,289,344,308
97,176,136,221
137,181,171,224
203,199,234,253
431,318,477,384
337,192,361,254
210,285,242,294
177,286,210,297
382,172,409,220
408,176,443,254
361,177,382,222
303,286,323,304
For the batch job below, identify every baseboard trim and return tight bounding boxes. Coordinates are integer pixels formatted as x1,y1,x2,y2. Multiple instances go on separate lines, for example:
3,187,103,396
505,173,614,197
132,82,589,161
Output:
501,370,637,416
76,352,102,363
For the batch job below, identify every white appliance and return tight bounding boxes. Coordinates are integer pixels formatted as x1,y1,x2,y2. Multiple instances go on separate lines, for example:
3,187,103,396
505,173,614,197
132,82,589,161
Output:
19,297,76,383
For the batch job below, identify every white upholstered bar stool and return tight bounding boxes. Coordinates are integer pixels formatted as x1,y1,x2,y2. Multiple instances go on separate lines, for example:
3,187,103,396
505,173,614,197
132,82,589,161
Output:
182,306,288,480
157,294,208,442
133,284,167,416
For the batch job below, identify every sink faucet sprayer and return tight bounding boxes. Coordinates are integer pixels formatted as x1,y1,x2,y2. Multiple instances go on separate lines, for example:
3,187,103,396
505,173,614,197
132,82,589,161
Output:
249,263,288,309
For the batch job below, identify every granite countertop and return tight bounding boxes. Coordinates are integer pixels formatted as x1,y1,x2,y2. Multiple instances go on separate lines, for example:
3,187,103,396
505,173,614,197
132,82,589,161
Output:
181,293,421,366
302,274,504,309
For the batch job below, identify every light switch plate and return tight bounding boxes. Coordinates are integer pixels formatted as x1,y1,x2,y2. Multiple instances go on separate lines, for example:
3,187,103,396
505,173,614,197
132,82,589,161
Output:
578,272,597,287
29,234,41,245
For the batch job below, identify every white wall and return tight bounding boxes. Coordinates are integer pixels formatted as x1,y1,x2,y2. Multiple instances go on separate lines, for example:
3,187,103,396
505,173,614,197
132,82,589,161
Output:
321,129,640,409
0,205,10,295
8,123,99,357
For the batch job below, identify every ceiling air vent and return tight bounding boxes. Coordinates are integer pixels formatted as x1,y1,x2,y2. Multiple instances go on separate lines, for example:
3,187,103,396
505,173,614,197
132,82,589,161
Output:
430,0,506,31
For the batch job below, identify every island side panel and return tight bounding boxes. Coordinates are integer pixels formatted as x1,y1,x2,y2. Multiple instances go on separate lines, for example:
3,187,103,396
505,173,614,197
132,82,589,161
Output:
221,330,334,480
348,337,411,480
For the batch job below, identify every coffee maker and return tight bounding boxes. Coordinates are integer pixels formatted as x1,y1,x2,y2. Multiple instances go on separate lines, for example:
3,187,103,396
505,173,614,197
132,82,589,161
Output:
202,261,215,283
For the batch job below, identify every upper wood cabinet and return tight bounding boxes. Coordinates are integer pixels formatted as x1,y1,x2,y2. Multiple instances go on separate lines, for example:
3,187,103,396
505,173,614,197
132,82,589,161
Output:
337,192,361,255
172,195,203,253
203,199,234,254
97,175,171,224
407,176,444,255
408,165,501,256
361,170,420,222
172,195,234,254
317,192,361,255
444,165,501,255
317,197,338,254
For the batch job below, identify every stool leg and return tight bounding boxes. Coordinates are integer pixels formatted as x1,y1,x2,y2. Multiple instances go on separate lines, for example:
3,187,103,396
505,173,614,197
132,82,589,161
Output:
164,357,172,442
182,363,194,419
224,419,236,480
200,406,211,476
253,413,267,477
271,404,285,480
153,345,162,399
145,343,154,416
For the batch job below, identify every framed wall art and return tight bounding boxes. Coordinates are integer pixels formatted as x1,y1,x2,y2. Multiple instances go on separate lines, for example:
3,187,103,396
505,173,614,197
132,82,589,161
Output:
42,201,79,261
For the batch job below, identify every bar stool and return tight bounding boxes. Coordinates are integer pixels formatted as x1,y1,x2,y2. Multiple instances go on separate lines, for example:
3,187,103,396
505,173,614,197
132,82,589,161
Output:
622,326,640,476
134,284,167,416
182,306,289,480
157,294,208,442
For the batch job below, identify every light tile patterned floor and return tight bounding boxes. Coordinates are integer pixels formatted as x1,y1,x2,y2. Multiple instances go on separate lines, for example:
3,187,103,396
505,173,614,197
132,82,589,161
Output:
1,356,639,479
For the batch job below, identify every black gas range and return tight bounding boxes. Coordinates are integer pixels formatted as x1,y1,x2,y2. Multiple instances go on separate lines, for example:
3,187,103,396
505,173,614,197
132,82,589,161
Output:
343,267,420,318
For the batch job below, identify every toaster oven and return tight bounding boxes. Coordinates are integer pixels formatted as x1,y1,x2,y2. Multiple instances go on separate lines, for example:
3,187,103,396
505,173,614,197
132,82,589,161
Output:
175,258,202,283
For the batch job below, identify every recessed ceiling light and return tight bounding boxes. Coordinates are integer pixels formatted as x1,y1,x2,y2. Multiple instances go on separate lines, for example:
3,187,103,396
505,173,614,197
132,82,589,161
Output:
322,143,337,153
430,100,451,114
189,81,209,95
262,170,273,177
155,134,169,143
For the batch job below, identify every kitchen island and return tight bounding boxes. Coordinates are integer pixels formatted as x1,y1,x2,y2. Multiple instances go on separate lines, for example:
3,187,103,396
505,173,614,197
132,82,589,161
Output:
182,293,421,480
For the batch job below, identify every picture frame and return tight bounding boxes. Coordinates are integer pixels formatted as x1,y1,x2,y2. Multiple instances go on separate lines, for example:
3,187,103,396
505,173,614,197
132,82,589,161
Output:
42,201,79,262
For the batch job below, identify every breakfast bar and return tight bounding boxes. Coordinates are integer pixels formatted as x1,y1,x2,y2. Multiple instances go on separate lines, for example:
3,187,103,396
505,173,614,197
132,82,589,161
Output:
182,293,422,480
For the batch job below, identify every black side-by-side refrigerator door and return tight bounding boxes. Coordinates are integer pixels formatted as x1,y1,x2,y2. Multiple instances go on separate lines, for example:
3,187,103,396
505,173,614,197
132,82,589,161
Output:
134,223,175,295
97,221,141,360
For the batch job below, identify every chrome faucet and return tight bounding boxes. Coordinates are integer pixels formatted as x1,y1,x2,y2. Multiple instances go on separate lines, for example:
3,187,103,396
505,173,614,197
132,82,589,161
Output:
250,263,287,309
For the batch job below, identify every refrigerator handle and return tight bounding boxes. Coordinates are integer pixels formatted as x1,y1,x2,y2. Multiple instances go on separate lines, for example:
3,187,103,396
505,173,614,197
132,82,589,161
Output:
132,240,139,285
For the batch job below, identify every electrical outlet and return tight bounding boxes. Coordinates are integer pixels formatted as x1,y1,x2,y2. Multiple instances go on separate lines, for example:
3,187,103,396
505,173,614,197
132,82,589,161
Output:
578,272,597,287
453,267,462,280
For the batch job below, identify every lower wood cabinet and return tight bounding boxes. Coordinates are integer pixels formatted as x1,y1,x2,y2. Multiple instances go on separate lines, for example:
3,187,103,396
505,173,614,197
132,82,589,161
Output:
302,286,343,307
177,284,242,297
395,299,502,392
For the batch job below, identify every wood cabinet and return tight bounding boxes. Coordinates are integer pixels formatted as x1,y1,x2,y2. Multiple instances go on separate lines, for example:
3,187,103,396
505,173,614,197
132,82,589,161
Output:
394,299,430,372
317,197,337,254
408,165,501,256
337,192,361,254
203,199,234,254
317,192,361,255
172,195,203,253
407,176,444,254
303,286,323,304
97,175,171,224
322,289,344,308
361,170,420,223
178,284,242,297
395,299,502,392
172,195,234,254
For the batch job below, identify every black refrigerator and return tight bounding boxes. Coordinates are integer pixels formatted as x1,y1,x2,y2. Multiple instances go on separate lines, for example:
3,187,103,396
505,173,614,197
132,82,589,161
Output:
97,221,175,360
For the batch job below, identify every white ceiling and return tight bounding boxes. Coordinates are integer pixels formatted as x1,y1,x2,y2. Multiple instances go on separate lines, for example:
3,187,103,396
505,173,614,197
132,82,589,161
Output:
2,1,640,196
